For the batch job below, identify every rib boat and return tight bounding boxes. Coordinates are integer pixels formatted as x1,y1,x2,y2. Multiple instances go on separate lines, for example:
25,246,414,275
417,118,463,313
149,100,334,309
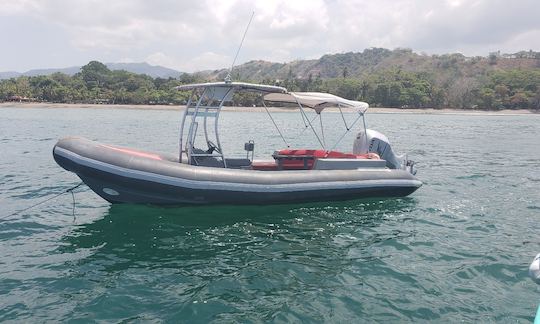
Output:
53,81,421,205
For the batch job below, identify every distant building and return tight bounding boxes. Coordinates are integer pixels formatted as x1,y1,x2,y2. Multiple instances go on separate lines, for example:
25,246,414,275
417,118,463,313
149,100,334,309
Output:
93,99,110,104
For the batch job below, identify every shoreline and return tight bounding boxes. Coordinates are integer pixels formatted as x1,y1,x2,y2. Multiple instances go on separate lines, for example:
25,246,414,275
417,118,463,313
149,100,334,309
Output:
0,102,537,116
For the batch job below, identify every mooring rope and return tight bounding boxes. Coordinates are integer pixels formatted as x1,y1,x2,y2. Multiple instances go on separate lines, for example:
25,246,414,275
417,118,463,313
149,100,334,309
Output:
2,182,84,219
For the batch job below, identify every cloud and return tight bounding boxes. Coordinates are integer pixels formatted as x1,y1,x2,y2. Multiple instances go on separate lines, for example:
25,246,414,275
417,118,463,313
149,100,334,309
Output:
496,29,540,54
145,52,178,69
0,0,539,72
146,51,231,72
408,0,540,52
0,0,38,15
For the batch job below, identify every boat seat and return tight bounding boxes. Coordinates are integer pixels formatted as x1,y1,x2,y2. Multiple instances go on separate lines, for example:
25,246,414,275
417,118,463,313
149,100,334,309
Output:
190,148,221,167
190,148,252,169
225,158,252,169
272,149,381,170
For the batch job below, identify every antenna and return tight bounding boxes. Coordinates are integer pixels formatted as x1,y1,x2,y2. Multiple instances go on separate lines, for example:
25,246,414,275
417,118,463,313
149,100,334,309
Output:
225,11,255,83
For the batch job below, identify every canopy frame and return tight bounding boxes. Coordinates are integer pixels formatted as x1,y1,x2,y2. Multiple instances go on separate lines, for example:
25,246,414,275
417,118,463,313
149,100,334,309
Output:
176,81,370,167
178,82,287,166
294,97,326,150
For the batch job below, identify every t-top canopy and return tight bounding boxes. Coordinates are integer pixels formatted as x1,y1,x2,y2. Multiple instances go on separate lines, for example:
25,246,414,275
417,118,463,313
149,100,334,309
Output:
264,92,369,114
175,81,287,94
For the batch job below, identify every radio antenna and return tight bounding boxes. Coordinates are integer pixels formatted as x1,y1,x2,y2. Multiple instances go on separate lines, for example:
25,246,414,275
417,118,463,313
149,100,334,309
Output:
225,11,255,83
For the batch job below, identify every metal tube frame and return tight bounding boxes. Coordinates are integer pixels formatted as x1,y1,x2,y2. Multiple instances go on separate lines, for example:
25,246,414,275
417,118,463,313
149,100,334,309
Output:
328,112,365,152
262,100,290,148
179,92,195,163
361,114,369,153
293,96,326,150
180,85,370,167
186,90,206,163
179,86,232,168
319,113,326,147
296,114,318,137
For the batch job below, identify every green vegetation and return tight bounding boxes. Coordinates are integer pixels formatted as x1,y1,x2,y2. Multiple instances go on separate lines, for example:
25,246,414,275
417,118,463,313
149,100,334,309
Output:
270,68,540,110
1,49,540,110
0,61,199,105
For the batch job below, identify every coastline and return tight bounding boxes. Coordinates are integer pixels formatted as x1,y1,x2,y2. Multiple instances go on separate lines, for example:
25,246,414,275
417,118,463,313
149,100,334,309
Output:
0,102,537,115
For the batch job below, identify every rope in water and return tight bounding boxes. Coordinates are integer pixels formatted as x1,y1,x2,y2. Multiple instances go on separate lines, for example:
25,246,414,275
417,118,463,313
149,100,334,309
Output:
2,182,84,219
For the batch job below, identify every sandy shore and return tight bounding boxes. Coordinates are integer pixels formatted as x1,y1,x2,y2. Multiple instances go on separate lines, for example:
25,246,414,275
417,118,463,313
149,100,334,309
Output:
0,102,537,115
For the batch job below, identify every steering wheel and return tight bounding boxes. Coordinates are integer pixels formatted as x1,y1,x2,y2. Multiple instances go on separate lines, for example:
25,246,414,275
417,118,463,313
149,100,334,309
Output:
206,140,221,154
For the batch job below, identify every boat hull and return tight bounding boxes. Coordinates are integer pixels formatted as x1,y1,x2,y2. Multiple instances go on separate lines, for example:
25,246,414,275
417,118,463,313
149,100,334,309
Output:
53,137,422,205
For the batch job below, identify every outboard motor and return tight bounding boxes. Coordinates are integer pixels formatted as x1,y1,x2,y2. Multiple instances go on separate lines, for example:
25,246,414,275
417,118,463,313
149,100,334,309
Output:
353,129,416,174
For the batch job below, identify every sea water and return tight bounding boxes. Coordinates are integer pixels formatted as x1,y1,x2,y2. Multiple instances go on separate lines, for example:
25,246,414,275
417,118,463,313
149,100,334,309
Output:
0,107,539,322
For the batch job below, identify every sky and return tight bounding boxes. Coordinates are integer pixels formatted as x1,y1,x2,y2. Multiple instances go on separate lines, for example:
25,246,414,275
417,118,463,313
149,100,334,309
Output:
0,0,539,73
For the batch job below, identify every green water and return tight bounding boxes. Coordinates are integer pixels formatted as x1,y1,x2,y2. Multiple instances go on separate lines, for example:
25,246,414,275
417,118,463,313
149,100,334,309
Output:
1,107,539,322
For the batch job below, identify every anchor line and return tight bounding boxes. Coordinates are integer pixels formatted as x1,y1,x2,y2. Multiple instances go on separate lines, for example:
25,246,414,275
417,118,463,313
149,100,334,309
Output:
2,182,84,219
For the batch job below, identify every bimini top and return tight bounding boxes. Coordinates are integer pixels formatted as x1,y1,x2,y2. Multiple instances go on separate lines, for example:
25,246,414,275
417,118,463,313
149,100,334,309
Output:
175,81,287,94
264,92,369,114
175,81,368,114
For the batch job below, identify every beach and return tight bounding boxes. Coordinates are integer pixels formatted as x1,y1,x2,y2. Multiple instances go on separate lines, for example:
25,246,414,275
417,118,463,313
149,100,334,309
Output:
0,102,537,115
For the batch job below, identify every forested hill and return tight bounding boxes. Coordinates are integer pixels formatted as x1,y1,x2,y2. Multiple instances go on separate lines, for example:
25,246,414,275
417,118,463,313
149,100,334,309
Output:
1,48,539,110
0,62,182,80
198,48,540,110
203,48,540,81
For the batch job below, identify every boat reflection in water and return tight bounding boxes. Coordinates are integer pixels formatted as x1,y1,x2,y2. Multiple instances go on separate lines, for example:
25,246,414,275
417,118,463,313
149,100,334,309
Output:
61,198,418,270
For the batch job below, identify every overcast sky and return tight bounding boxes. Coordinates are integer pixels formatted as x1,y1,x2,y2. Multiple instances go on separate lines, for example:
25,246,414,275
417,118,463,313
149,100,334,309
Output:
1,0,539,72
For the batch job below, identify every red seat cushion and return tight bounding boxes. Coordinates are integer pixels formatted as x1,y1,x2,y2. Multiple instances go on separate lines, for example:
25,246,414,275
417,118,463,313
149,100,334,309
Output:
276,149,326,158
274,149,381,170
276,149,372,159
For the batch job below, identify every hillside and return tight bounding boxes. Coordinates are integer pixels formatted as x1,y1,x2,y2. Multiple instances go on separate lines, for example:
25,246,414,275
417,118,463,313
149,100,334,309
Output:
0,62,182,80
1,49,539,110
202,48,540,81
197,48,540,110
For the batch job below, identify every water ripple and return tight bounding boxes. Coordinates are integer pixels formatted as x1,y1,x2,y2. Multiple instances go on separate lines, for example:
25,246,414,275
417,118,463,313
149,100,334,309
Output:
1,109,539,322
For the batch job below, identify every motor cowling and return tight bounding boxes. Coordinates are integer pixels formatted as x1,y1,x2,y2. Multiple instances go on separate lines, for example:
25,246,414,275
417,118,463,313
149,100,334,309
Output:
353,129,404,170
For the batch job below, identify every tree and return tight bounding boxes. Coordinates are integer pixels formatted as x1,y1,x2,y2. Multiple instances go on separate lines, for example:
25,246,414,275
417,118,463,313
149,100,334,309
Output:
342,67,349,78
477,88,496,109
15,77,31,97
79,61,111,88
488,53,498,65
0,79,17,98
494,84,509,98
532,89,540,110
510,92,529,109
447,77,478,109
